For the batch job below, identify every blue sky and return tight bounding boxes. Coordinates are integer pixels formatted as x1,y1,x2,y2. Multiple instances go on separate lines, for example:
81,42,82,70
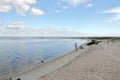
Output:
0,0,120,36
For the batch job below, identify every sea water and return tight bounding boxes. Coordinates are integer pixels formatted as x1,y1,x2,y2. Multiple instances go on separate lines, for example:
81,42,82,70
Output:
0,37,86,77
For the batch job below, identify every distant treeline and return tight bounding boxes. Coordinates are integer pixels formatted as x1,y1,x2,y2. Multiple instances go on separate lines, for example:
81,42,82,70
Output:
0,36,120,40
81,37,120,40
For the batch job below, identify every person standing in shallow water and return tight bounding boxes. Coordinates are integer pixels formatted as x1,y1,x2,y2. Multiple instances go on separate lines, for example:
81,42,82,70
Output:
74,43,77,51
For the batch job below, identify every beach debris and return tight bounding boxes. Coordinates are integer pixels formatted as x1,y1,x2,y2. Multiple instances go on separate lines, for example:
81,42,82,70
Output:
87,40,100,46
80,45,83,49
41,60,44,63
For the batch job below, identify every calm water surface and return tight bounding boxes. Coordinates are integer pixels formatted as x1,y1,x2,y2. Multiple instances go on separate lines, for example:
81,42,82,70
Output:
0,38,86,76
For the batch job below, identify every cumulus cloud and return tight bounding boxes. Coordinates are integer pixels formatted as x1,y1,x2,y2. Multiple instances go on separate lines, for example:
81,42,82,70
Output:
7,21,25,30
16,5,30,16
0,0,44,16
0,5,12,12
62,0,92,7
103,7,120,22
30,8,44,16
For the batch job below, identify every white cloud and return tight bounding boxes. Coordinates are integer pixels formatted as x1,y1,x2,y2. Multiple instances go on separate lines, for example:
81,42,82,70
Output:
63,6,69,10
0,0,44,16
0,0,12,4
16,5,30,16
54,0,92,14
104,7,120,13
103,7,120,22
7,21,25,30
62,0,92,7
54,6,69,13
55,10,61,13
12,0,36,5
0,5,12,12
85,3,92,7
30,8,44,16
109,14,120,22
1,21,119,37
0,21,84,36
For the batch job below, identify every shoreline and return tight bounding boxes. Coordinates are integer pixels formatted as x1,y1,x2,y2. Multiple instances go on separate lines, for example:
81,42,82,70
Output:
39,39,120,80
1,42,88,80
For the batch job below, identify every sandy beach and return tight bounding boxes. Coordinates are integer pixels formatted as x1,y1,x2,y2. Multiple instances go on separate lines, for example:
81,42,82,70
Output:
38,39,120,80
3,39,120,80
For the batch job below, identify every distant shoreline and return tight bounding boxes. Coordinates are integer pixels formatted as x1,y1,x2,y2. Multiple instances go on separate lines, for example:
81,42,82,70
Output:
0,36,120,39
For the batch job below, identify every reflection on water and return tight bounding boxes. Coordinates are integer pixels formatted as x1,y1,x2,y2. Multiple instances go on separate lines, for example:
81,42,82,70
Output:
0,38,86,77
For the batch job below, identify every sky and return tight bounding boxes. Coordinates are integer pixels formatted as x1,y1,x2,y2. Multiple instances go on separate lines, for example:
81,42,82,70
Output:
0,0,120,36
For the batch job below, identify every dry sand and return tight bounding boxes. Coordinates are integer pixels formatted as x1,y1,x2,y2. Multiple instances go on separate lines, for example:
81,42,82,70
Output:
39,40,120,80
3,39,120,80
